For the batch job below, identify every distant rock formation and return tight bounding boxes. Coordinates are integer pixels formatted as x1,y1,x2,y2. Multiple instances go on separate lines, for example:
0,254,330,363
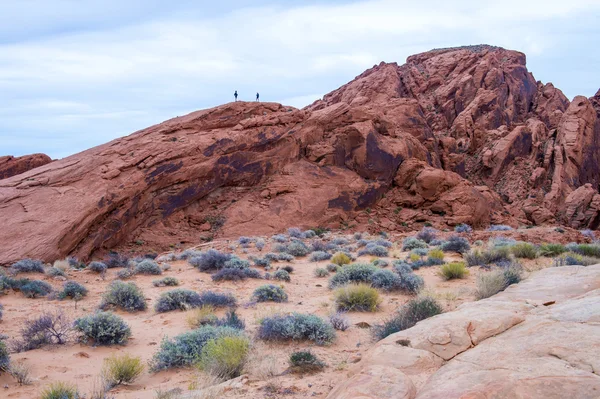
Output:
0,153,52,180
1,45,599,264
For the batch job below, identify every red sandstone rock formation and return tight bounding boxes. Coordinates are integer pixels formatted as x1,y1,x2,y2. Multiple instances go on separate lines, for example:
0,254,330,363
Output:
0,153,52,180
0,45,599,264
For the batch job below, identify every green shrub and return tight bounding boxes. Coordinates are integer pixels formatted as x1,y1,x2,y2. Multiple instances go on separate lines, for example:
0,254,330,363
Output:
402,237,428,251
439,262,468,280
370,269,401,291
326,264,339,272
328,263,378,288
152,277,180,287
10,259,45,274
197,336,250,379
40,382,80,399
273,269,290,282
150,325,243,371
252,285,288,302
331,252,351,266
46,266,66,277
88,261,108,274
186,306,218,328
0,339,9,372
464,246,511,266
309,251,332,262
20,280,52,298
74,311,131,346
314,268,329,277
539,243,567,257
475,266,523,299
258,313,335,345
372,296,443,340
285,241,310,257
100,281,147,312
510,242,538,259
334,284,380,312
134,259,162,275
428,248,445,262
440,235,470,253
571,243,600,258
289,350,326,373
102,353,144,387
58,281,88,300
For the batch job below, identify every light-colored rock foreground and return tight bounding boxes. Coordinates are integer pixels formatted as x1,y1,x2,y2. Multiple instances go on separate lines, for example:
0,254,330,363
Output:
328,265,600,399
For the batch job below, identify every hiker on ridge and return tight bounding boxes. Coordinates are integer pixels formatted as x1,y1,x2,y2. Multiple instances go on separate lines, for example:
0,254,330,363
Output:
256,92,260,102
234,90,238,101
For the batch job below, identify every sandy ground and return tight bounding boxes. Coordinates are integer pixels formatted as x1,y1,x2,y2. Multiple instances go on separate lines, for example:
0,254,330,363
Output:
0,234,556,399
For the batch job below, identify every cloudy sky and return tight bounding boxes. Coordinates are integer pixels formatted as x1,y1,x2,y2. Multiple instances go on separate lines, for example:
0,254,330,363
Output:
1,0,599,159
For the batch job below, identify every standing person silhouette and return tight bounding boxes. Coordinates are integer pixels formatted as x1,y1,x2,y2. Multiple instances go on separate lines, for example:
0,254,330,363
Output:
256,92,260,102
234,90,238,102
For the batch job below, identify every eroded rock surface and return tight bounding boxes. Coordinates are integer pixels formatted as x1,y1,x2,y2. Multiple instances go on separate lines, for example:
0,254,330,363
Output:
327,265,600,399
1,45,599,264
0,153,52,180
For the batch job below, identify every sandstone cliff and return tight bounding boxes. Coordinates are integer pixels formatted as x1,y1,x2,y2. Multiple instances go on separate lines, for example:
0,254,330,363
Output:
0,153,52,180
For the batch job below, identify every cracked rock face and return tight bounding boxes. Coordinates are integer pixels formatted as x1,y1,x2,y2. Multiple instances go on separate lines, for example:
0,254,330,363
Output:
0,153,52,180
1,45,599,264
327,265,600,399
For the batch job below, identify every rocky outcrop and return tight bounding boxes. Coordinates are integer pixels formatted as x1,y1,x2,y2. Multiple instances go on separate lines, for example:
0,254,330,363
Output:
0,153,51,180
327,265,600,399
1,45,599,264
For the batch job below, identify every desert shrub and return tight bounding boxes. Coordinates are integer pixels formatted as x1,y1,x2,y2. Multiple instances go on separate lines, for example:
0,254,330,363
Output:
475,266,522,299
9,361,32,385
426,249,445,265
411,248,428,258
100,281,146,312
10,259,45,274
12,311,72,352
271,234,288,243
288,227,304,238
373,296,443,340
74,311,131,346
0,339,9,372
134,259,162,275
440,235,470,253
156,253,176,263
0,275,30,293
40,382,80,399
464,246,511,266
371,258,389,267
334,284,380,312
326,264,339,273
581,228,596,239
198,335,250,379
224,257,251,269
309,251,332,262
238,236,253,245
186,306,218,328
402,237,428,251
502,264,522,286
331,237,349,246
252,257,271,268
310,240,328,252
273,269,290,282
277,266,292,275
58,281,88,300
490,236,517,248
20,280,52,298
553,252,598,266
152,277,180,287
285,241,310,257
102,353,144,387
439,262,468,280
454,224,473,233
416,227,438,243
212,267,262,281
314,268,329,277
155,289,199,312
370,269,402,291
252,285,288,302
331,252,351,266
395,266,424,294
539,243,567,257
289,350,325,373
303,230,317,238
257,313,335,345
570,243,600,258
88,261,108,274
488,225,513,231
104,252,130,268
189,249,232,271
67,256,85,269
276,253,295,262
357,244,388,257
329,312,350,331
328,263,378,288
0,303,3,321
215,310,245,330
116,267,135,280
264,253,280,262
510,242,538,259
150,325,243,371
255,238,265,250
46,266,66,278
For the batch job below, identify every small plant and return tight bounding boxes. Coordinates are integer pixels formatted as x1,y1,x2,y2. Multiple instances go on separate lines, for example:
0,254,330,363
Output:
328,263,378,288
309,251,332,262
331,252,351,266
9,361,32,385
271,234,288,243
510,242,538,259
257,313,335,345
116,267,135,279
439,262,469,280
40,381,80,399
20,280,52,298
427,248,445,263
357,244,388,257
288,227,304,238
152,276,180,287
88,261,108,274
372,296,443,340
197,335,250,379
58,281,88,300
212,268,262,281
289,350,326,373
539,243,567,257
216,310,246,330
102,353,144,387
0,338,9,372
454,224,473,233
314,268,330,277
273,269,290,282
224,257,251,269
440,235,470,253
100,281,147,312
12,310,73,352
280,264,294,273
104,252,130,268
370,269,402,291
326,264,339,272
10,258,45,274
150,325,244,371
134,259,162,275
46,266,66,277
402,237,428,251
329,312,350,331
475,266,522,299
285,241,310,257
74,311,131,346
416,227,438,243
189,249,232,271
154,289,202,312
488,225,513,231
252,257,271,268
252,285,288,302
334,284,380,312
